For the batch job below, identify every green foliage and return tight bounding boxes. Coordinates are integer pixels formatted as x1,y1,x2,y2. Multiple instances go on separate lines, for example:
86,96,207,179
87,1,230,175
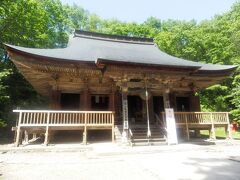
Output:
64,4,90,31
0,62,11,127
200,84,230,112
0,0,69,49
201,127,240,139
143,17,162,30
0,0,69,127
229,67,240,122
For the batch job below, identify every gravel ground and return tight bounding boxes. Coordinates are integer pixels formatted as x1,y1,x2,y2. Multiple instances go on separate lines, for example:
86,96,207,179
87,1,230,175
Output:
1,140,240,180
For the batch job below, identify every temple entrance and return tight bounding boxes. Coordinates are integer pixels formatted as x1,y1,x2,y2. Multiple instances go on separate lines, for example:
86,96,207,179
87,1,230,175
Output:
153,96,164,115
128,95,143,124
153,96,165,126
176,97,190,111
61,93,80,110
91,95,109,110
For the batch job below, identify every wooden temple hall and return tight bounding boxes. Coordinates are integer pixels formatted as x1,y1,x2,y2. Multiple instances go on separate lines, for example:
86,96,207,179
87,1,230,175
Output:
6,30,236,146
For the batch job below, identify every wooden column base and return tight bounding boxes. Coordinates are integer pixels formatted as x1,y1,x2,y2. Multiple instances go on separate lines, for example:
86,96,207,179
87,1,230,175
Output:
44,127,50,146
15,127,22,147
210,125,216,140
225,125,232,139
82,127,87,145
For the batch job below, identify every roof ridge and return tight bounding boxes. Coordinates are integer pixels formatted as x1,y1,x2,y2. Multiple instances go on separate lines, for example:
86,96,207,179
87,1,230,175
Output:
74,30,154,44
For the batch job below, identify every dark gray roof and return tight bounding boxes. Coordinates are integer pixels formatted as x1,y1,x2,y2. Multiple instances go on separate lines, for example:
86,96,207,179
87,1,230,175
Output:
5,30,236,71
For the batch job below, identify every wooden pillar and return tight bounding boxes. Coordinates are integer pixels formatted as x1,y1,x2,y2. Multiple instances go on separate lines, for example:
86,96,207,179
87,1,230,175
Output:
225,125,232,139
80,88,89,144
44,112,50,146
226,112,232,139
208,128,211,139
33,133,37,140
81,88,90,110
122,88,128,130
112,113,115,143
163,91,171,109
109,90,116,143
24,130,29,144
114,91,122,124
15,129,22,147
15,112,22,147
83,112,88,145
109,89,115,111
49,89,61,110
121,81,129,143
184,115,190,141
210,125,216,140
44,127,49,146
210,113,216,140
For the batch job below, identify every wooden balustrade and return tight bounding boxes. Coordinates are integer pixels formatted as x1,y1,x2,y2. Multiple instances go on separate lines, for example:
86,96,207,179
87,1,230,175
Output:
161,111,231,140
13,110,115,146
13,110,114,127
161,112,229,125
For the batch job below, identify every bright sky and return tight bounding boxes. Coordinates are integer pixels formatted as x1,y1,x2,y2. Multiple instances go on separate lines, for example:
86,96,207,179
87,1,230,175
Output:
61,0,237,23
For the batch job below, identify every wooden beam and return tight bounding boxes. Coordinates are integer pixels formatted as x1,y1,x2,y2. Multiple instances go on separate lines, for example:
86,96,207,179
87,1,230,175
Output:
44,112,50,146
15,112,22,147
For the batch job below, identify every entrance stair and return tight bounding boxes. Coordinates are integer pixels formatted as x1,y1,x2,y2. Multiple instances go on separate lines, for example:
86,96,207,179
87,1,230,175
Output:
130,125,167,146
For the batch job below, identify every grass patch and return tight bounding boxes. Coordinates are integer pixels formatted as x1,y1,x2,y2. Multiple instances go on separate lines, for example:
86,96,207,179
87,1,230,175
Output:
200,127,240,139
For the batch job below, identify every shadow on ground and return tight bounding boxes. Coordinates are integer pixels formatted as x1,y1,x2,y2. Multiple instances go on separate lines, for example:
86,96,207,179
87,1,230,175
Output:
180,156,240,180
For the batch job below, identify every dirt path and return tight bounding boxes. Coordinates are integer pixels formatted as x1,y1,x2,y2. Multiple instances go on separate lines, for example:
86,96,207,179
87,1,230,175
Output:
1,141,240,180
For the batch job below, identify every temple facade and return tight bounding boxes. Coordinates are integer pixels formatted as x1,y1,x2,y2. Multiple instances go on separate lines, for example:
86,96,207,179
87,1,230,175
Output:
6,30,236,146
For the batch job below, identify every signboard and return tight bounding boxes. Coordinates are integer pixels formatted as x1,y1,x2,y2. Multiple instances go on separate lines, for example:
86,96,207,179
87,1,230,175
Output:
165,108,178,145
122,99,129,129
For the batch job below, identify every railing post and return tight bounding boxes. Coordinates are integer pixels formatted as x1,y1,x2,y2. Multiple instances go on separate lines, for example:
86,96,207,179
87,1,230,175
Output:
83,112,87,145
44,112,50,146
23,130,29,144
33,133,37,140
161,112,167,139
226,112,232,139
161,113,166,128
112,112,115,143
184,113,190,141
15,111,22,147
210,113,216,140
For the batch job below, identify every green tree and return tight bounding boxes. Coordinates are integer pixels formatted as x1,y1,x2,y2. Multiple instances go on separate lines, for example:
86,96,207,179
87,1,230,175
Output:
143,17,162,30
64,4,90,31
230,67,240,122
0,0,69,128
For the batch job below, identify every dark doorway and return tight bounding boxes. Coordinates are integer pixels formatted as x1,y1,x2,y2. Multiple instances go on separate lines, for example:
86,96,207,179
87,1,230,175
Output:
53,130,83,143
61,93,80,110
91,95,109,110
128,95,143,123
176,97,190,111
153,96,164,115
88,130,112,142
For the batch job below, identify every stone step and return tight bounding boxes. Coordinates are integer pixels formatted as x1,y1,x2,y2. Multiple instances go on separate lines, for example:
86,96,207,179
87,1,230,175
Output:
132,141,167,146
115,124,167,145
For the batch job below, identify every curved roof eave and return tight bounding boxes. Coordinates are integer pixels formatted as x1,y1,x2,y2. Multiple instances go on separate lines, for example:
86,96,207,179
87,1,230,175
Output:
4,29,237,73
4,44,94,64
5,43,201,69
199,63,237,71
